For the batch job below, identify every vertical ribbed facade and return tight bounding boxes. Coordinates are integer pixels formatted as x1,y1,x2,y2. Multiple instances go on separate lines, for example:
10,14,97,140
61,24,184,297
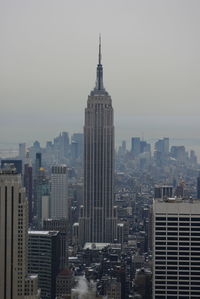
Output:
80,39,117,244
0,172,27,299
0,170,40,299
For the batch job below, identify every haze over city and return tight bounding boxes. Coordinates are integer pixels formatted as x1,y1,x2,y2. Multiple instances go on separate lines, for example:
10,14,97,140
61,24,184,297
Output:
2,1,200,299
1,0,200,151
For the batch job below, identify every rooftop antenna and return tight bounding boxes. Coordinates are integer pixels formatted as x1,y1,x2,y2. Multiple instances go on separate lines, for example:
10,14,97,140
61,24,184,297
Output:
99,33,102,65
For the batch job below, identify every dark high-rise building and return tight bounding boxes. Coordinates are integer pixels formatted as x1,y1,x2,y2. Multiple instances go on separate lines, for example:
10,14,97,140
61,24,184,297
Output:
79,37,117,244
28,231,60,299
43,219,68,270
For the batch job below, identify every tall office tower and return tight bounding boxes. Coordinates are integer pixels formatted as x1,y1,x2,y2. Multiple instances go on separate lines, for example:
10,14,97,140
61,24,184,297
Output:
24,163,33,225
28,231,60,299
60,131,70,157
34,168,50,228
50,165,68,220
43,218,68,270
140,140,151,154
155,138,169,154
131,137,141,156
54,132,70,160
71,141,79,160
197,172,200,199
19,143,26,162
0,168,40,299
79,37,117,244
163,137,169,154
171,146,187,162
35,152,42,174
154,138,169,165
71,133,84,158
153,197,200,299
190,150,197,165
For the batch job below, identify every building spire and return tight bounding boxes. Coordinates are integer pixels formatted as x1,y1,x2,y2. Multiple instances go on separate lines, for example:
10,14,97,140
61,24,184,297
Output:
95,34,104,91
99,34,101,65
90,35,108,96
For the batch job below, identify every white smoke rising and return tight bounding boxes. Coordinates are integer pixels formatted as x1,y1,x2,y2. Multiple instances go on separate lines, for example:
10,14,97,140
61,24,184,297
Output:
72,275,96,299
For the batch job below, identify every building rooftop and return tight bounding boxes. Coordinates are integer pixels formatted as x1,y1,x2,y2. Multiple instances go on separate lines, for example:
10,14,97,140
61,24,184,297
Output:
27,274,38,279
84,243,110,250
28,230,59,236
155,197,200,204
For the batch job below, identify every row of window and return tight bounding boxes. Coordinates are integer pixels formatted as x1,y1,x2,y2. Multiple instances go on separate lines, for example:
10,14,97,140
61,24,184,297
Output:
156,222,200,226
156,257,200,260
155,248,200,252
155,286,200,290
155,271,200,275
155,296,199,299
155,291,200,295
156,252,200,256
155,276,200,280
156,227,200,231
156,262,200,265
156,237,200,240
156,217,200,221
156,242,200,245
156,232,200,235
155,266,200,273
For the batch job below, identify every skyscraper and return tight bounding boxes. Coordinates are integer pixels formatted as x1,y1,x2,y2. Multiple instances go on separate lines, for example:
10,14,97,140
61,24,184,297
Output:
50,165,68,220
34,167,50,228
131,137,141,156
80,37,117,244
19,142,26,165
43,218,68,270
0,168,40,299
153,196,200,298
28,230,60,299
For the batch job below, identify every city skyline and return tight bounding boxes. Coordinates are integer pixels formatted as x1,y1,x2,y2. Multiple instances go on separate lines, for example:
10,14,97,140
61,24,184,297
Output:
1,1,200,297
1,0,200,147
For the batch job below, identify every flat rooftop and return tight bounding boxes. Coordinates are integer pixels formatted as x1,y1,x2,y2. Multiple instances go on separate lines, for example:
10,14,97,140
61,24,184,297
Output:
83,242,121,250
155,197,200,204
28,230,59,236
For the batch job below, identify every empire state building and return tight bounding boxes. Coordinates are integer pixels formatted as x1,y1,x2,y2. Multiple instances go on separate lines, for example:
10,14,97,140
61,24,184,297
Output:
79,38,117,244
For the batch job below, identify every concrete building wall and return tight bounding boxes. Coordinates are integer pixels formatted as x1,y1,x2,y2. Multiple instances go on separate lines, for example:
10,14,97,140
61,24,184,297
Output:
153,197,200,298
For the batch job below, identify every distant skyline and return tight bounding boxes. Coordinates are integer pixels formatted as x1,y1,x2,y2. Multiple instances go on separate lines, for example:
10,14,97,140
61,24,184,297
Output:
1,0,200,152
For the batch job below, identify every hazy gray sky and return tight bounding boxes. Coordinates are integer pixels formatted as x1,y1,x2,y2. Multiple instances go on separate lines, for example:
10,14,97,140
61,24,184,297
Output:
1,0,200,148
